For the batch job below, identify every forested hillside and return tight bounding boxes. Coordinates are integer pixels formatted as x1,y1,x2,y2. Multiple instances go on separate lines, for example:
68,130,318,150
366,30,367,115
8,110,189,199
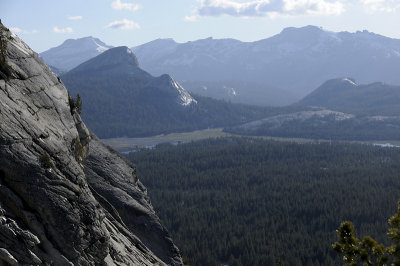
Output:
226,111,400,141
61,47,294,138
127,138,400,265
298,78,400,116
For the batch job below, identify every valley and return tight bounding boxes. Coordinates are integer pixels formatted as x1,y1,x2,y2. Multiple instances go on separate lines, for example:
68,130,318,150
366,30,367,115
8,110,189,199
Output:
39,27,400,144
127,137,400,265
37,31,400,266
102,127,400,154
57,45,400,142
101,128,230,152
2,4,400,264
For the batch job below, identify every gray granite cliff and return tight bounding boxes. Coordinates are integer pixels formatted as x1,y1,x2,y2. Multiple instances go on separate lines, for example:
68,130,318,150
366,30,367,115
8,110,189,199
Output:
0,21,182,265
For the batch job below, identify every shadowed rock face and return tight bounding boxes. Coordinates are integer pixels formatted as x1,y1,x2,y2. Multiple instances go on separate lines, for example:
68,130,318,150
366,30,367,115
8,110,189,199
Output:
85,136,182,265
0,21,182,265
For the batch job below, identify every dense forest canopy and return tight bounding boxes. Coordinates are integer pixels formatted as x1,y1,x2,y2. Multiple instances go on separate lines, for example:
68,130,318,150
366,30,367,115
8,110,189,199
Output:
127,137,400,266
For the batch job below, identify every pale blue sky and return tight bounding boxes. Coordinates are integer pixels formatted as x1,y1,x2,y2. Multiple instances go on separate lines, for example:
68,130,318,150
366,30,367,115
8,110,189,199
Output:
1,0,400,53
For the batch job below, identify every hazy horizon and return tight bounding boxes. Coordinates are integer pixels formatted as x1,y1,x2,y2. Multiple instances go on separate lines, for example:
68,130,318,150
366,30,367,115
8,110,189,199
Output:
1,0,400,53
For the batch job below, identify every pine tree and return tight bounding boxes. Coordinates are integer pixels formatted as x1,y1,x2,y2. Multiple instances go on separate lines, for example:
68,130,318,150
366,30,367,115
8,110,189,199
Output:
332,201,400,265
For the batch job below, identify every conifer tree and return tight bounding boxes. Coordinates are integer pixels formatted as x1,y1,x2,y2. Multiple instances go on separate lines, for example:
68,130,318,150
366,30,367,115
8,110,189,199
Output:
333,201,400,265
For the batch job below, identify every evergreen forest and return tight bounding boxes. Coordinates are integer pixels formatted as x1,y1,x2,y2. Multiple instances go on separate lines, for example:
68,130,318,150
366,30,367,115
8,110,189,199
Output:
127,138,400,265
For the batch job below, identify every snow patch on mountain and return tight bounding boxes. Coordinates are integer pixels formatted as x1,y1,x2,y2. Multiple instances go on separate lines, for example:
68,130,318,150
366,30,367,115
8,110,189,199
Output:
342,78,358,86
172,79,197,106
93,38,110,52
223,86,237,96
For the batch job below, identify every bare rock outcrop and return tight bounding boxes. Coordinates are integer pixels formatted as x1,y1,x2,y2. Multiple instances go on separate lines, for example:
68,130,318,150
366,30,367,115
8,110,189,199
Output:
0,20,182,265
85,136,183,266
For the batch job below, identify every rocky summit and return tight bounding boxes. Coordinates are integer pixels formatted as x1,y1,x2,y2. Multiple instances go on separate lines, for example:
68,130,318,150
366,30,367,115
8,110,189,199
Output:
0,21,182,265
40,36,113,72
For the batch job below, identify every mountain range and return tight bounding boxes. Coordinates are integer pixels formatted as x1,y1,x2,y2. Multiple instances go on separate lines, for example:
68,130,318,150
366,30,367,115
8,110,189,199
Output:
40,26,400,106
132,26,400,105
61,46,275,138
39,26,400,141
59,46,400,140
40,36,112,72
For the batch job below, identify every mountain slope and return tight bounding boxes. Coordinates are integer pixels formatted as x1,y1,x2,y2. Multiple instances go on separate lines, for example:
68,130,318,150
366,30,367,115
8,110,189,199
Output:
0,21,182,265
40,36,113,72
226,78,400,140
132,26,400,105
61,47,275,138
298,78,400,116
226,107,400,141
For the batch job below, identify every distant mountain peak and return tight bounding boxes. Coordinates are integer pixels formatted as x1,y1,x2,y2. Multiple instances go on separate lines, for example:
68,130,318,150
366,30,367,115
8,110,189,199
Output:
62,36,110,53
155,38,177,43
299,77,400,116
131,39,179,62
318,77,359,88
280,25,324,35
100,46,139,66
40,36,113,71
68,46,140,74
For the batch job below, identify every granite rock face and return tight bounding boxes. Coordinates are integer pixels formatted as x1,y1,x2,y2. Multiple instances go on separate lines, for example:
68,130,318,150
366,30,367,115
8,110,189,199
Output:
85,136,182,266
0,21,182,265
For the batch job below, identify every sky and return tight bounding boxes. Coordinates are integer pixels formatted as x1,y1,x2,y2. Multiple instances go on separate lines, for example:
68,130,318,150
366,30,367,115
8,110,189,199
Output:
1,0,400,53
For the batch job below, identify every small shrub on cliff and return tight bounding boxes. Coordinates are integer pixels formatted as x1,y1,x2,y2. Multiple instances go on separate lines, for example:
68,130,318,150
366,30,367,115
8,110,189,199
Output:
72,137,84,163
0,24,15,79
68,93,82,115
39,153,52,168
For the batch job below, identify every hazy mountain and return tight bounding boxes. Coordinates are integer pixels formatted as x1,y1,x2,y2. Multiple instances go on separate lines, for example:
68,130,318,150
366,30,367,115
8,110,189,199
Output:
132,25,400,106
40,36,113,72
132,38,179,63
179,80,296,106
226,78,400,140
61,46,273,138
298,78,400,116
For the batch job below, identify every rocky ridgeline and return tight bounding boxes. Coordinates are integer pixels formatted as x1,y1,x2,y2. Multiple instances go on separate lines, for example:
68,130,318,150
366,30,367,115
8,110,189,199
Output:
0,21,182,265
